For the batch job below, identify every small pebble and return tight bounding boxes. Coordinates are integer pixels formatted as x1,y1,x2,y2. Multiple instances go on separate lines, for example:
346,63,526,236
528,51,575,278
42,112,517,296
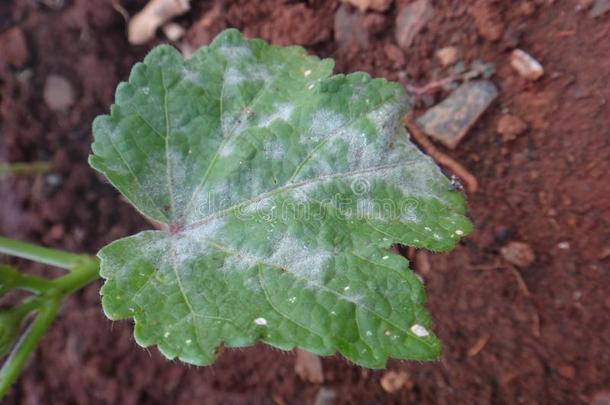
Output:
510,49,544,81
497,114,528,142
380,370,412,393
436,46,458,67
395,0,435,50
43,75,75,111
500,241,535,267
162,23,185,41
294,349,324,384
314,387,336,405
340,0,393,12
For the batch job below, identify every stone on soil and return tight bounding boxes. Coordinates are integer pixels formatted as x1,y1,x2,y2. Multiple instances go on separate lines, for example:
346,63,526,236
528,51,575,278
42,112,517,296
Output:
500,241,536,267
436,46,458,66
380,370,411,393
510,49,544,81
394,0,435,50
314,387,336,405
416,80,498,149
294,349,324,384
43,75,75,111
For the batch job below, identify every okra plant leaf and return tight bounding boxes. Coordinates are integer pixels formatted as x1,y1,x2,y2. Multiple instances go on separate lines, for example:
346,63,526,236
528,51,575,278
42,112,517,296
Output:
89,29,471,368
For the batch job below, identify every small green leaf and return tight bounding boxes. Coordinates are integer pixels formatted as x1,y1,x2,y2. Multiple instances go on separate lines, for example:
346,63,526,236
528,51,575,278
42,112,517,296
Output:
90,29,472,368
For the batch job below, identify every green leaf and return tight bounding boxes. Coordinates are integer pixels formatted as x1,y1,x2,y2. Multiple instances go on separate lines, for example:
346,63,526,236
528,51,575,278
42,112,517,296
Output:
89,29,472,368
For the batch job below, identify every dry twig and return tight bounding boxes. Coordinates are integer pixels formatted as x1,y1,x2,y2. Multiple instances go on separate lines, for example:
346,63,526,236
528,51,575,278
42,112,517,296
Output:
404,114,479,193
467,333,491,357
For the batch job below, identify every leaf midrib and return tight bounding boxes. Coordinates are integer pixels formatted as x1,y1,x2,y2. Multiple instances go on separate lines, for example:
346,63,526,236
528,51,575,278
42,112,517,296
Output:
183,158,422,232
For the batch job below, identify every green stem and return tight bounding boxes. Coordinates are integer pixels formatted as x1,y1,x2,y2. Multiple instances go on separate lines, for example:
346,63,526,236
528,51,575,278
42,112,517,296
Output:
14,274,55,294
0,162,52,177
0,237,89,270
0,299,59,398
0,237,101,398
50,259,100,296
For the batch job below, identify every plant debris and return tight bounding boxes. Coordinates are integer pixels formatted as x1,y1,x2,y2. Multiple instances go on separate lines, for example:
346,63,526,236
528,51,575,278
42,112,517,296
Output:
404,114,479,193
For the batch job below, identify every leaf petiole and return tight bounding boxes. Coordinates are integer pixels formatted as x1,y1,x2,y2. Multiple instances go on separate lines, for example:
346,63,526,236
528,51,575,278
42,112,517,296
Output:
0,236,100,399
0,298,59,398
0,236,90,271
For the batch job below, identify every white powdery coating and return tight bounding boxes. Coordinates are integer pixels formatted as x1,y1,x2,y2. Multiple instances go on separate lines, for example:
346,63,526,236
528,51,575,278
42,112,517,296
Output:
307,110,347,143
183,181,232,224
186,217,227,240
165,150,192,214
180,66,204,88
219,139,236,157
289,184,314,203
241,197,274,215
270,236,331,282
262,137,286,161
170,225,226,270
217,43,253,61
218,253,259,274
367,160,440,202
257,103,295,128
292,101,399,181
223,66,246,86
102,233,167,283
410,324,429,337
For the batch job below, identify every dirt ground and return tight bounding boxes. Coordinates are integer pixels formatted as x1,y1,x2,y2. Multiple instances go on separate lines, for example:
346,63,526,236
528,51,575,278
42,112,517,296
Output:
1,0,609,404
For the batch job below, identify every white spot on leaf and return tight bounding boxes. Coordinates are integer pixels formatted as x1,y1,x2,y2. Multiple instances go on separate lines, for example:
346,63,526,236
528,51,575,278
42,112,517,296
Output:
410,324,429,337
254,317,268,326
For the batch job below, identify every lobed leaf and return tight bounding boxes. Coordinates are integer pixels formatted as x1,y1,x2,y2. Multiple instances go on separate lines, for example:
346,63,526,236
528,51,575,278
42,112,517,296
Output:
89,29,472,368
